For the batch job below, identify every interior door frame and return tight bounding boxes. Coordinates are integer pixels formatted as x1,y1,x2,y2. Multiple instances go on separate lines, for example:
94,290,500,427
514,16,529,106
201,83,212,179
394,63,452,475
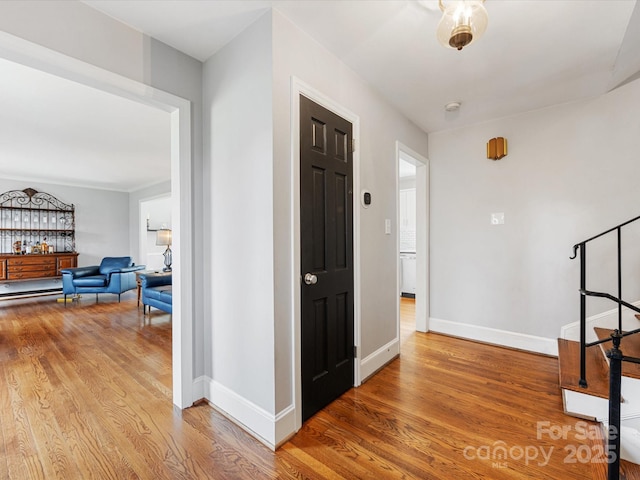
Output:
291,77,361,431
396,142,429,334
0,31,195,409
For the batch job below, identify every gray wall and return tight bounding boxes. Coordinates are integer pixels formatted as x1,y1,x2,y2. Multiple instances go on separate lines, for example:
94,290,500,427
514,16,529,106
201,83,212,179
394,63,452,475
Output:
272,10,429,412
205,12,276,412
202,7,430,442
429,77,640,340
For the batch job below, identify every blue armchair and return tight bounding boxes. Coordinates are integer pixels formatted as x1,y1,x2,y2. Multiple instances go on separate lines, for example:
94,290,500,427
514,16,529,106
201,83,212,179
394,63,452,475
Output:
139,272,172,315
61,256,145,303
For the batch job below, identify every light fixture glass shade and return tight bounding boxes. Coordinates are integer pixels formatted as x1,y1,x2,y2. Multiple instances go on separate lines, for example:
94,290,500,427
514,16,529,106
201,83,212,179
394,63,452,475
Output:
156,228,172,246
437,0,488,50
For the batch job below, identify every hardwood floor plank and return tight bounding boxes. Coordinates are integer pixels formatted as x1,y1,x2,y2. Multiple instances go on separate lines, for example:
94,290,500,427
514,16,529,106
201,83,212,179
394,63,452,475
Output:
278,442,342,479
7,330,77,479
0,294,626,479
3,368,47,479
38,335,142,478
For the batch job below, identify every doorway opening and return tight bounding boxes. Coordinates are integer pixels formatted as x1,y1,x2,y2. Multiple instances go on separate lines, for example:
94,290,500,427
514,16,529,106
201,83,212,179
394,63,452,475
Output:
0,32,194,409
396,144,429,340
140,195,173,271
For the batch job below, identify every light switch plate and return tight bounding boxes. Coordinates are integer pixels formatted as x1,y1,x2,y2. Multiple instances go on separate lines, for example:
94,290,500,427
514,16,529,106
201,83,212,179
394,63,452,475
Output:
385,219,391,234
491,212,505,225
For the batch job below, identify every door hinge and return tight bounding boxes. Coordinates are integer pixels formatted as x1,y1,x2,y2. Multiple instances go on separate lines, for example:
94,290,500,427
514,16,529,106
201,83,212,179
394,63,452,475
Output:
351,138,356,153
353,345,357,358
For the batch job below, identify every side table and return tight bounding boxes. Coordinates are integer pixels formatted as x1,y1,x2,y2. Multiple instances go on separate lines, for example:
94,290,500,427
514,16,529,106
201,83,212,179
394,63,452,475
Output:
135,269,161,307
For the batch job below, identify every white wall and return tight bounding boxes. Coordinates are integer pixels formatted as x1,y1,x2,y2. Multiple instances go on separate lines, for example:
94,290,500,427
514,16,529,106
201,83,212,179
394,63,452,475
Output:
129,181,171,264
0,1,144,82
429,78,640,343
400,177,417,190
143,195,172,231
138,192,172,271
205,11,276,420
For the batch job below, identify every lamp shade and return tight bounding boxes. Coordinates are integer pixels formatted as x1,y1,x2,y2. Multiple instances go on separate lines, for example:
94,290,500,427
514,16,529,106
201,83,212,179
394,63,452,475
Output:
437,0,488,50
156,229,172,246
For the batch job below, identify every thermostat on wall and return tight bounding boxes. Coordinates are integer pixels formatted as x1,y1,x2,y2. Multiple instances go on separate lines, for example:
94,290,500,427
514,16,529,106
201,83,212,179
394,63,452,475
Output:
362,190,372,208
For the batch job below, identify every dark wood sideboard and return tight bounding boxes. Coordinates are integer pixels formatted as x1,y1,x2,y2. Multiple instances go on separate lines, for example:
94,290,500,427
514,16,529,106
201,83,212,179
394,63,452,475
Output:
0,253,78,281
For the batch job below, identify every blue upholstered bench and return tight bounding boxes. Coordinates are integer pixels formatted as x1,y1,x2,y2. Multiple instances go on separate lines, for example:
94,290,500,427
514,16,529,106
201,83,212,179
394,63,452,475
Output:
139,272,172,315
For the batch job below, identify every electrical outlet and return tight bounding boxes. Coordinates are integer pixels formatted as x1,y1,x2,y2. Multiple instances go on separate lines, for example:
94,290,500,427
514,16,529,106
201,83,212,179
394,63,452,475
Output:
491,212,505,225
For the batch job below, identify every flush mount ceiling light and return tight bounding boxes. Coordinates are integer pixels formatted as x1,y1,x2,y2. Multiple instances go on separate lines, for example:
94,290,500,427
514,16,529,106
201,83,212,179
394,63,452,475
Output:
437,0,488,51
444,101,461,111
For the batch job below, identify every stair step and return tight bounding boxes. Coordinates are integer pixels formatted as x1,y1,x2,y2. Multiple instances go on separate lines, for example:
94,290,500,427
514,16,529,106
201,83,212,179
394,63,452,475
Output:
558,338,610,399
593,461,640,479
595,328,640,380
621,462,640,480
589,424,640,479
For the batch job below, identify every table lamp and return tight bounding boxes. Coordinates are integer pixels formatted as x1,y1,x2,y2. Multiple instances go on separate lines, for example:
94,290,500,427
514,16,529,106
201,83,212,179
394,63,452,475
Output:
156,228,172,271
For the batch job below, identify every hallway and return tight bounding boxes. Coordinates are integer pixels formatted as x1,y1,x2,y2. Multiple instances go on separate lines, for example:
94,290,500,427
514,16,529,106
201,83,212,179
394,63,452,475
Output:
0,294,596,479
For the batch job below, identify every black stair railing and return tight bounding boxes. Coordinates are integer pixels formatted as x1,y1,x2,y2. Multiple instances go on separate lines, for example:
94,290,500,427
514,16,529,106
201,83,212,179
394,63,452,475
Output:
570,213,640,388
605,331,640,480
570,214,640,480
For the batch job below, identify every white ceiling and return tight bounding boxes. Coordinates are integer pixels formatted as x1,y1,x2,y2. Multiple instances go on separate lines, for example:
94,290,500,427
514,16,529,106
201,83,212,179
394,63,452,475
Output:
1,0,638,191
86,0,640,133
0,57,171,192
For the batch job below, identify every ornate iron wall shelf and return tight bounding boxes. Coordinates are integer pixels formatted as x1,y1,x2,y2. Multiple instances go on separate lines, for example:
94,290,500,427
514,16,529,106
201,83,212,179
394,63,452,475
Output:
0,188,76,254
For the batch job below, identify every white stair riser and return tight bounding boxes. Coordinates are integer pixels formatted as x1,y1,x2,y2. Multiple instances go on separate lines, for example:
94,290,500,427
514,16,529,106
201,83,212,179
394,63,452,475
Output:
565,377,640,465
601,421,640,465
563,376,640,421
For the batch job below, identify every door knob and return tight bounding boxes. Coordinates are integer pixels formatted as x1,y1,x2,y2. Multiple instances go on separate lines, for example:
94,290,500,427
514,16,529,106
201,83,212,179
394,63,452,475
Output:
304,273,318,285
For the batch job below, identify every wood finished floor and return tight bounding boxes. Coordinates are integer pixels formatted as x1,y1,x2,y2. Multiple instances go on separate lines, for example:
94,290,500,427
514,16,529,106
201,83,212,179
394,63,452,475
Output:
0,294,606,478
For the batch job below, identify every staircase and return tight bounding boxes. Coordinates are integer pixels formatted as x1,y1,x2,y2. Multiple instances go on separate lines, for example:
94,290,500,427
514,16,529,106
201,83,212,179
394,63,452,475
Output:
559,318,640,476
559,325,640,421
565,214,640,479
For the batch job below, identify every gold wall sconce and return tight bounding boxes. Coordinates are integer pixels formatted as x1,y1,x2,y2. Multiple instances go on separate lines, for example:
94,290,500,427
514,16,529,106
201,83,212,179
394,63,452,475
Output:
487,137,508,160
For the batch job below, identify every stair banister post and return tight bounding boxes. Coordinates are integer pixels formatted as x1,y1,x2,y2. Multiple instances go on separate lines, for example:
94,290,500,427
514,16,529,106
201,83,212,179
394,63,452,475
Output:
580,242,587,388
617,228,622,332
606,331,622,480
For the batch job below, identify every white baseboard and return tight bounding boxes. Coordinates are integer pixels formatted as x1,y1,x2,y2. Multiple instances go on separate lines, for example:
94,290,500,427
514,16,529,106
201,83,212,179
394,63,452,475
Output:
192,375,208,402
199,317,561,449
207,379,296,450
360,338,400,381
274,404,297,448
429,317,558,356
560,300,640,343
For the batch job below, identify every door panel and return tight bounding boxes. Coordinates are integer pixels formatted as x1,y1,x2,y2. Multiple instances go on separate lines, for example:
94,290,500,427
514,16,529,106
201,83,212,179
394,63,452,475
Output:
335,173,347,268
300,95,354,422
312,167,326,270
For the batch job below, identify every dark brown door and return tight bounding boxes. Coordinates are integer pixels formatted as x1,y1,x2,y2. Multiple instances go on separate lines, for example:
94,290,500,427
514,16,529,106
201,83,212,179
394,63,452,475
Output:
300,95,354,422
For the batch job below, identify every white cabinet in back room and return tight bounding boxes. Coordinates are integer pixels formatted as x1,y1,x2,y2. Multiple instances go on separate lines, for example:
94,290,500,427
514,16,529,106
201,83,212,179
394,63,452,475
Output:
400,253,416,296
399,187,417,296
399,188,416,253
